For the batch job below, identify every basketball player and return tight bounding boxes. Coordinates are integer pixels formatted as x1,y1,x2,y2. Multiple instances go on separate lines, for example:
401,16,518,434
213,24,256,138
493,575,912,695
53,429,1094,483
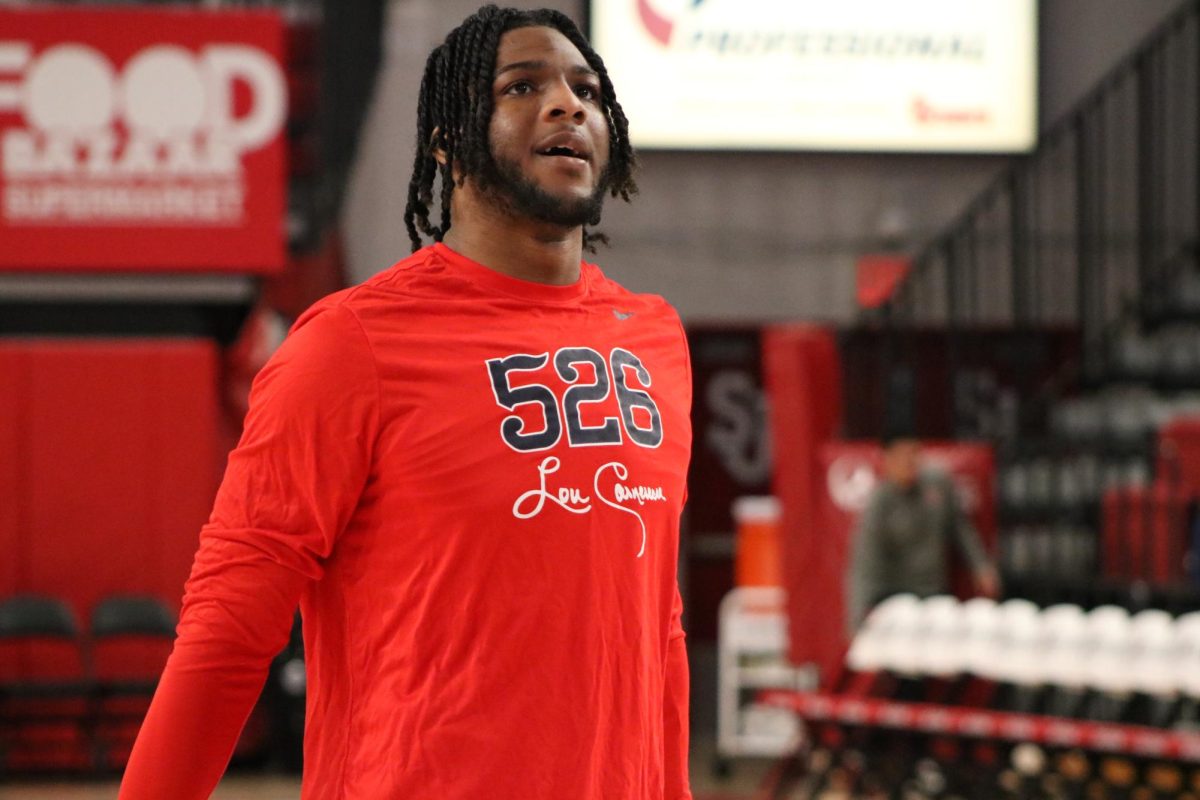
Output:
119,6,693,799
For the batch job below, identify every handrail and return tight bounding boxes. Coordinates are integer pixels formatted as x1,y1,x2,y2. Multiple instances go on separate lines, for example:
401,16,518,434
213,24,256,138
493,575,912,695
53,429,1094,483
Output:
884,0,1200,342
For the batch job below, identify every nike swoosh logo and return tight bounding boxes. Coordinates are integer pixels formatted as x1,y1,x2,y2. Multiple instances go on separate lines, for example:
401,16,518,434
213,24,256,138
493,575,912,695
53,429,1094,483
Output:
613,310,635,320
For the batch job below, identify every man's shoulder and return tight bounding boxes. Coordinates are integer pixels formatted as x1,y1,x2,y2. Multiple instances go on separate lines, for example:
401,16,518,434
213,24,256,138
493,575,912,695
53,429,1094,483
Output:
255,291,376,400
289,247,443,331
348,246,445,300
289,288,366,337
584,261,682,324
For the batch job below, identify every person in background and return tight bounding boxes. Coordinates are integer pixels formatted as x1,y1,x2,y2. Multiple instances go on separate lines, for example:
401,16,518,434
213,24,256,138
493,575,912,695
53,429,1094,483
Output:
847,432,1000,630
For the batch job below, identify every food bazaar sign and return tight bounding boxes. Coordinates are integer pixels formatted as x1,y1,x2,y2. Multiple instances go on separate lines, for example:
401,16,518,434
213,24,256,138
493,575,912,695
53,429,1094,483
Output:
0,7,286,272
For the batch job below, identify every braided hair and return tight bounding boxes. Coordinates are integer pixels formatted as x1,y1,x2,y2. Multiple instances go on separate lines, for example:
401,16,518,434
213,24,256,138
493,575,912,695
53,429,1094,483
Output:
403,5,637,253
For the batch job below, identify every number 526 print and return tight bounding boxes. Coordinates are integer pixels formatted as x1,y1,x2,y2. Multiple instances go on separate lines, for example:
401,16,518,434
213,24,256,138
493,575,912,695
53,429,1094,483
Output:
486,346,663,453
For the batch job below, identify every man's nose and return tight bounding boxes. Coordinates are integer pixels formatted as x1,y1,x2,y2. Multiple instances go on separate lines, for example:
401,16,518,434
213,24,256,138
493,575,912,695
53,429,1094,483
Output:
544,78,586,122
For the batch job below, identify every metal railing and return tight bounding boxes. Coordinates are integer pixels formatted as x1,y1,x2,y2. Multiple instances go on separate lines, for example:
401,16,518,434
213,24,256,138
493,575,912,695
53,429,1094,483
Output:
885,0,1200,381
877,1,1200,610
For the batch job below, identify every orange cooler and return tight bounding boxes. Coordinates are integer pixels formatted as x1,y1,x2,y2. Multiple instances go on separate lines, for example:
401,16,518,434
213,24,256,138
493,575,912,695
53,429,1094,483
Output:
733,496,783,587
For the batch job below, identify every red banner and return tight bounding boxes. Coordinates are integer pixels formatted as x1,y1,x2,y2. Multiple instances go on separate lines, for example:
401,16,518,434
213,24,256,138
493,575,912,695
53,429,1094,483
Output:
0,7,286,272
855,254,911,310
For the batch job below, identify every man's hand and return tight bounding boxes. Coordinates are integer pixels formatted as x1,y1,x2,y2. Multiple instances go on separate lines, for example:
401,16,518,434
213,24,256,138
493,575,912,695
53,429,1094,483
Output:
974,565,1001,599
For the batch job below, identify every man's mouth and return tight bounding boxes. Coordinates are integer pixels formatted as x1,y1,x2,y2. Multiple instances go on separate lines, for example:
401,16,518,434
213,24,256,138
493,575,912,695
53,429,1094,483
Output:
537,145,588,161
535,131,592,162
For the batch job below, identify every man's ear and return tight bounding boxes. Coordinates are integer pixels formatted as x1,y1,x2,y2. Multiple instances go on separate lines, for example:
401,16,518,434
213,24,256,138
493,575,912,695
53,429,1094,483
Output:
430,127,448,166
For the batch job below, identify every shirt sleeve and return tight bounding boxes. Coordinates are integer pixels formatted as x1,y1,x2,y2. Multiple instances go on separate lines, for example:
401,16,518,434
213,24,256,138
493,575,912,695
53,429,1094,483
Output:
663,582,692,800
119,303,380,800
847,491,887,632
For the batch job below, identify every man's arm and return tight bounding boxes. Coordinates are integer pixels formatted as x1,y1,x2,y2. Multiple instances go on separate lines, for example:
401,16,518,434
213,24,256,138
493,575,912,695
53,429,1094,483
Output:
118,544,307,797
943,477,999,597
847,491,887,632
119,303,380,800
663,583,692,800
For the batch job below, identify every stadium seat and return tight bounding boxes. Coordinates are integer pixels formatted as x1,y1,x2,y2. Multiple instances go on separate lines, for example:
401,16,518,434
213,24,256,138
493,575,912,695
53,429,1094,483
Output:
917,595,965,678
1050,396,1106,444
960,597,1000,681
995,599,1043,687
1040,604,1088,688
1039,603,1090,717
1174,611,1200,700
0,594,92,772
89,595,176,771
1129,609,1176,697
1085,605,1135,714
846,604,890,675
875,594,924,677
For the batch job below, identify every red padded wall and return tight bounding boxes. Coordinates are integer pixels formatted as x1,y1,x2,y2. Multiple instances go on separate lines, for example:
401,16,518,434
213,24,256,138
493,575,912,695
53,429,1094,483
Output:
0,351,21,598
0,339,221,622
762,324,843,670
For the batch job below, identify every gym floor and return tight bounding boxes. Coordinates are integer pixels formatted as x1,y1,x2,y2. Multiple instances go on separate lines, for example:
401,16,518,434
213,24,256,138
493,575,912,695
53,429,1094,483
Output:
0,747,775,800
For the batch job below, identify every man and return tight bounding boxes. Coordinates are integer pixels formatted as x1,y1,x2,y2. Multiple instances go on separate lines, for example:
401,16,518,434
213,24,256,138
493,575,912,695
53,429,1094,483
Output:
847,433,999,630
119,7,693,799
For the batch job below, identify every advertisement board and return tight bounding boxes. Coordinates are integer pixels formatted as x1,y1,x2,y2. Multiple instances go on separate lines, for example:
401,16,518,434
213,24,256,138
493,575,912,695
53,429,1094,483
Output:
591,0,1037,152
0,7,286,272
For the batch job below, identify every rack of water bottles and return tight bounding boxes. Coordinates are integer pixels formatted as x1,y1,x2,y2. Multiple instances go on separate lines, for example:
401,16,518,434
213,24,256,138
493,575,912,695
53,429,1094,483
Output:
759,593,1200,798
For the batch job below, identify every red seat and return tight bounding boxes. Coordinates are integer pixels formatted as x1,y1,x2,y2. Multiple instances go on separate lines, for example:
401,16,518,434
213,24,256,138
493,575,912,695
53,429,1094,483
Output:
89,595,176,771
0,594,92,772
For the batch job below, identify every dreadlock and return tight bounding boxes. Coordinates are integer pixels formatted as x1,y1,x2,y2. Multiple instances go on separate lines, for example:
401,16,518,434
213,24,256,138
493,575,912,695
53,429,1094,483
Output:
403,5,637,253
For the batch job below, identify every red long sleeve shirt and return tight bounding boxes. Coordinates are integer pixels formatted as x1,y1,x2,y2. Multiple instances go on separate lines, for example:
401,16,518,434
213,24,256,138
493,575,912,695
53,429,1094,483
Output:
120,243,694,800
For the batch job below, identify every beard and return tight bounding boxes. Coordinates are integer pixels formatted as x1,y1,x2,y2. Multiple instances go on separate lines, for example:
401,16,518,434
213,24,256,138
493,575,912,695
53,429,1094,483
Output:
475,151,612,228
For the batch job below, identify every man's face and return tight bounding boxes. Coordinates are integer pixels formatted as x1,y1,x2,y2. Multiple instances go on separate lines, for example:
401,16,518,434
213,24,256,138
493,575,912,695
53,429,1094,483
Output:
883,439,921,489
476,25,613,227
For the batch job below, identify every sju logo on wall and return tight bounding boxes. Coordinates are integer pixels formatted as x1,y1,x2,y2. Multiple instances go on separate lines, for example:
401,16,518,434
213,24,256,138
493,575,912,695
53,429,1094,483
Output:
636,0,708,46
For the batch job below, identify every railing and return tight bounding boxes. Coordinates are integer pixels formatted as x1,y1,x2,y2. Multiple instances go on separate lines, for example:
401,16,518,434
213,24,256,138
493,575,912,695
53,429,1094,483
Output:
876,1,1200,611
885,0,1200,385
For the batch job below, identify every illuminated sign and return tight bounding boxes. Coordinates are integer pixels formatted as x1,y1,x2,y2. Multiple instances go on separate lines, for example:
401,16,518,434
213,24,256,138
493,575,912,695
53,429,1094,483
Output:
0,7,286,272
592,0,1037,152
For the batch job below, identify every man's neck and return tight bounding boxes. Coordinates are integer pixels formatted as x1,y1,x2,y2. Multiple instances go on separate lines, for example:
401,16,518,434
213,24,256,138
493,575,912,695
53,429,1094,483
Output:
442,191,583,286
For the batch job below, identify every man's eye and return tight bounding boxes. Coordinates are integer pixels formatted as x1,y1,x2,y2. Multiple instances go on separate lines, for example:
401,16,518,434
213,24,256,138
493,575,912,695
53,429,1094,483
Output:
575,84,600,101
505,80,534,95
